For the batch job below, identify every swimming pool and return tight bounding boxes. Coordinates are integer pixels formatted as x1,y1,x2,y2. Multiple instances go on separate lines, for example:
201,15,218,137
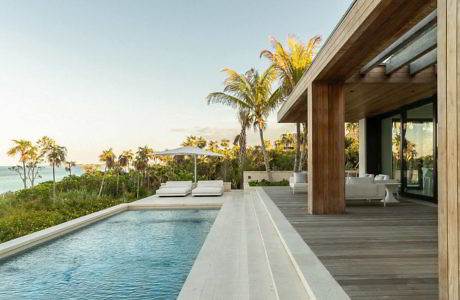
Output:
0,209,218,299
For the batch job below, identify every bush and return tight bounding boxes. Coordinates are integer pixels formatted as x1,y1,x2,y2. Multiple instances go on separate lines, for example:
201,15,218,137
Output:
248,179,289,186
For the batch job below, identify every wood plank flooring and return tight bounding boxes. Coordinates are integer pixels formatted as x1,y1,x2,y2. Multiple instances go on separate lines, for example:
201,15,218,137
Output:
262,186,438,300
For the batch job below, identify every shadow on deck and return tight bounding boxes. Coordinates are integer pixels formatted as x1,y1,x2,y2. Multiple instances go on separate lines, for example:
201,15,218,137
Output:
262,186,438,300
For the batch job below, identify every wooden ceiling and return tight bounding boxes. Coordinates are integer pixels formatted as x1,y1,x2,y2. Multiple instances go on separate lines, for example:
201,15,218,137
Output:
278,0,437,123
344,65,437,122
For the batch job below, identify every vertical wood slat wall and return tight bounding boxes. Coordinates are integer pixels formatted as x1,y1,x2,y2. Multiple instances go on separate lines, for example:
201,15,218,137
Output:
307,82,346,215
438,0,459,298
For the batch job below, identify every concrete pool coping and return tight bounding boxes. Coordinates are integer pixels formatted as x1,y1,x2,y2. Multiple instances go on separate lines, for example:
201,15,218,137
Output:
0,190,349,300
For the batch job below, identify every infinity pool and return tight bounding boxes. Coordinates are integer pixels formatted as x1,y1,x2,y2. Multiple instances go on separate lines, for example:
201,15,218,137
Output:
0,209,218,299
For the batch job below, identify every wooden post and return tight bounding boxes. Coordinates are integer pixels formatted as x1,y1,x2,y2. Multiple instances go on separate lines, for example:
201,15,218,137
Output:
307,82,345,214
438,0,459,299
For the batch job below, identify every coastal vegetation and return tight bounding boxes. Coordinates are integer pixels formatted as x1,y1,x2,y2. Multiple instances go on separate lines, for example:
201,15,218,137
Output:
1,36,360,244
1,132,359,243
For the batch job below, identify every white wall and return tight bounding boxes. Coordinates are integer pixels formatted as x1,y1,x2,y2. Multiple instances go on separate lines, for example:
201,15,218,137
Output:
358,118,367,177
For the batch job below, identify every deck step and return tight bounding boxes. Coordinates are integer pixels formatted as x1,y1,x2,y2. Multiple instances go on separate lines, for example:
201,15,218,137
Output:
251,192,309,299
244,193,278,299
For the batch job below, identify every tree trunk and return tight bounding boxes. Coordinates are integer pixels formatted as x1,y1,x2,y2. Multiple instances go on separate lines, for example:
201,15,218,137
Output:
238,128,247,189
258,126,272,181
300,122,308,171
116,173,119,196
136,172,140,199
294,122,301,172
22,161,27,189
52,163,56,204
98,174,105,199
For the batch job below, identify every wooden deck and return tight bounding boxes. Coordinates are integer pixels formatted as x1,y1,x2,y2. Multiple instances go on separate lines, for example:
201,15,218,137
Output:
262,186,438,300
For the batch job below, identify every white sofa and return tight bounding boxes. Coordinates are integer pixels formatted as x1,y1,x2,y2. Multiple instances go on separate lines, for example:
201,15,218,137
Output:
289,172,308,194
192,180,224,196
156,181,193,197
345,177,385,202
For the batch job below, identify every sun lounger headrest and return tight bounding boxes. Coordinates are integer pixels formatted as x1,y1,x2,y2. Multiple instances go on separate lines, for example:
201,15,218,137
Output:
197,180,224,187
165,181,193,187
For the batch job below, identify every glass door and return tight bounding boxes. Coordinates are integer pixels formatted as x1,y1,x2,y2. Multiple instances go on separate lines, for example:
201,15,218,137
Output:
402,103,435,199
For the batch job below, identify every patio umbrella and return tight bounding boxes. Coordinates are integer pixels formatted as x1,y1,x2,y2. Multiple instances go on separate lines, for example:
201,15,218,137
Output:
154,146,223,183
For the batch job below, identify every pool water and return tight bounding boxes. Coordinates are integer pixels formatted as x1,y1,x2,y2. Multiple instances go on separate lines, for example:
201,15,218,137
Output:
0,209,218,299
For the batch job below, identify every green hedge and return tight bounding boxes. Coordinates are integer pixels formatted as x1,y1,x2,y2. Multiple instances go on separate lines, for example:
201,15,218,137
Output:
248,179,289,186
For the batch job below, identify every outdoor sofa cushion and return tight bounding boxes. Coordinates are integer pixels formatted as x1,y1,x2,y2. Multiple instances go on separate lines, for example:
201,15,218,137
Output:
289,172,308,194
192,180,224,196
293,172,308,183
345,178,385,200
156,181,192,197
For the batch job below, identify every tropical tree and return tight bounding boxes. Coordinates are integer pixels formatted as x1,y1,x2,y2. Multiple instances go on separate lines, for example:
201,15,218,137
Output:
182,136,207,149
134,146,153,198
260,35,321,172
118,150,134,172
26,147,44,187
98,148,116,199
41,138,67,202
207,68,282,181
7,139,34,189
233,109,252,187
65,161,76,175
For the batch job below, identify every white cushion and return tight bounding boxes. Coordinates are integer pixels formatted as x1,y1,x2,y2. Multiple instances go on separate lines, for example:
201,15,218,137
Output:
165,181,192,188
347,177,374,184
196,180,224,187
192,186,224,196
156,186,191,196
375,174,389,181
293,172,307,183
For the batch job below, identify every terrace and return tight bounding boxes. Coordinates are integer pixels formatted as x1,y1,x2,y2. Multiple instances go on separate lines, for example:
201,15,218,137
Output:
260,187,438,299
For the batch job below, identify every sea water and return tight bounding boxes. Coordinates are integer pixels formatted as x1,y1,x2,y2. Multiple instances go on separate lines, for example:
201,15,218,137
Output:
0,166,84,194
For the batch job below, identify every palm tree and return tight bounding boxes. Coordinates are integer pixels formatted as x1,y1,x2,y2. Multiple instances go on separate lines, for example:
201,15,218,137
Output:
207,68,282,181
98,148,116,199
233,109,252,187
118,150,134,172
182,136,207,149
134,146,153,198
260,35,321,172
47,144,67,202
65,161,76,175
7,139,34,189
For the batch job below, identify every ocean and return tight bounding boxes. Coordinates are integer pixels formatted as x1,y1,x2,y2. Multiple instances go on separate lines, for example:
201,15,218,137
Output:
0,166,85,194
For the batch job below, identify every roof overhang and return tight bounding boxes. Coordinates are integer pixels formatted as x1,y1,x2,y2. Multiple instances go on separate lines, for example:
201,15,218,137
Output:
278,0,437,123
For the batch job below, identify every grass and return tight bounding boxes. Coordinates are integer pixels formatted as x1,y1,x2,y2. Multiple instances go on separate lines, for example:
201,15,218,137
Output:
0,174,154,243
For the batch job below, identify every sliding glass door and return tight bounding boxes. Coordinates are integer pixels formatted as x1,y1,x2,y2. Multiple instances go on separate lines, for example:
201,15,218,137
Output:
402,103,435,199
377,99,436,202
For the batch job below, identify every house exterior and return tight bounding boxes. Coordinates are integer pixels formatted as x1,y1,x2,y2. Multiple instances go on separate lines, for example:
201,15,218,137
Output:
276,0,458,298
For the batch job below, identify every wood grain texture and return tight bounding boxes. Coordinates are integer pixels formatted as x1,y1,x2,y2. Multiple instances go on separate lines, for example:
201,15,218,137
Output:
263,186,438,299
279,0,436,123
307,82,345,214
437,0,459,299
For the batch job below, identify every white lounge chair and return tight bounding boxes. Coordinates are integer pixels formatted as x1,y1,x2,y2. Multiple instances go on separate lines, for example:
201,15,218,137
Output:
345,176,385,202
192,180,224,196
289,172,308,194
156,181,192,197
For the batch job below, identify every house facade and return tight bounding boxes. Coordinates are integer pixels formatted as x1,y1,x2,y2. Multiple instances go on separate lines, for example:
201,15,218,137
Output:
277,0,458,298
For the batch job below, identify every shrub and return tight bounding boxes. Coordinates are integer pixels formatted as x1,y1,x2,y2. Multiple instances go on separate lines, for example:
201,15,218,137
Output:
248,179,289,186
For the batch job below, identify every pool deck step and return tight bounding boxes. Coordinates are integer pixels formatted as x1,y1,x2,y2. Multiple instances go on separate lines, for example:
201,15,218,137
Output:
178,191,277,299
252,193,310,300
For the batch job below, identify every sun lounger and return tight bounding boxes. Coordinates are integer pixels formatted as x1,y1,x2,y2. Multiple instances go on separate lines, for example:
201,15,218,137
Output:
192,180,224,196
156,181,193,197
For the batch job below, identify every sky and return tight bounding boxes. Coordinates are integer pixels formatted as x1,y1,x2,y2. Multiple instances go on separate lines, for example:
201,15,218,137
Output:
0,0,353,165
